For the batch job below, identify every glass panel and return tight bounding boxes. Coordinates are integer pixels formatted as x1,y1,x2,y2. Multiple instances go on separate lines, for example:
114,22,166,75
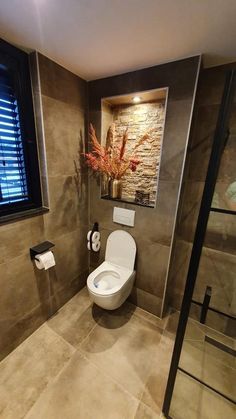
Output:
168,77,236,418
170,370,235,419
178,316,236,401
192,213,236,318
177,81,236,404
212,102,236,213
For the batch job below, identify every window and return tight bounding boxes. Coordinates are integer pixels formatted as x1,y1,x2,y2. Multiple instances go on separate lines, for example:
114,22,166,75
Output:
0,39,42,219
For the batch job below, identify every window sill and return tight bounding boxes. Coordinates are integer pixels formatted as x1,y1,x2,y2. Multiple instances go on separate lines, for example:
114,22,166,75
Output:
0,207,49,225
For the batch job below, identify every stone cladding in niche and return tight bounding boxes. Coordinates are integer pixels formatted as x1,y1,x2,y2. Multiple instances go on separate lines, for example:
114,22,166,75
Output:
112,100,166,205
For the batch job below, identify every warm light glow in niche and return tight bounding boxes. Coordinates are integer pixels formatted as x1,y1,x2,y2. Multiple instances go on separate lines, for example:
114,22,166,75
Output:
132,96,141,103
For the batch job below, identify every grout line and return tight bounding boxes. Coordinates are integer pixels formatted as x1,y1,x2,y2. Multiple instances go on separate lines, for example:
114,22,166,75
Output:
0,321,49,365
77,311,104,348
76,347,141,404
45,324,77,352
24,351,79,419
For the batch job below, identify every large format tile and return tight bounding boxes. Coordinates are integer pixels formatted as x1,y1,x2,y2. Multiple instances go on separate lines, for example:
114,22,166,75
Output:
0,324,75,419
0,303,46,362
80,309,163,399
0,216,45,265
25,351,139,419
134,239,170,298
170,370,236,419
141,333,175,414
47,287,103,347
179,340,235,401
159,99,192,182
42,95,85,177
38,53,87,110
48,229,88,289
193,247,236,317
134,401,159,418
129,286,163,317
44,174,88,239
131,303,171,331
0,254,44,357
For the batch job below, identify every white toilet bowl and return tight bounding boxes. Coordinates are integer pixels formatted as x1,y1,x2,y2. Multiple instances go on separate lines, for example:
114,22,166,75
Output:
87,230,136,310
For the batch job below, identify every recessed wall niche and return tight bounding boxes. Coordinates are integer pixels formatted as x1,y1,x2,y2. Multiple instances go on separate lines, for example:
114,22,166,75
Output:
101,88,168,207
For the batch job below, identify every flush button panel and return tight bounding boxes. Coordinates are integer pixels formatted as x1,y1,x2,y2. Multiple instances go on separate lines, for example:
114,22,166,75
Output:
113,207,135,227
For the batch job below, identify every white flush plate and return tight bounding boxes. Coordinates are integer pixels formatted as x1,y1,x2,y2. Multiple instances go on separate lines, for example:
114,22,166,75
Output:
113,207,135,227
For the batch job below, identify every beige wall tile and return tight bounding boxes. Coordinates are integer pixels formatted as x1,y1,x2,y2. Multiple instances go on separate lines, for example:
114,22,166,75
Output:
0,55,89,360
42,96,86,177
129,287,163,317
38,53,87,111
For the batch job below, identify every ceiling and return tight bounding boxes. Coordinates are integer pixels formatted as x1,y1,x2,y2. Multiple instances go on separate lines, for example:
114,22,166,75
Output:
0,0,235,81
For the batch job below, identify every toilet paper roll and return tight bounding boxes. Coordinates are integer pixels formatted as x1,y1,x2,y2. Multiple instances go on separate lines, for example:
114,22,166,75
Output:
87,231,100,243
92,231,100,243
87,230,92,241
35,251,56,270
87,241,100,252
92,240,100,252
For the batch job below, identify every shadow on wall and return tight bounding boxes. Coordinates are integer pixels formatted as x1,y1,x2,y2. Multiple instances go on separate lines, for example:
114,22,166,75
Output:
74,129,87,203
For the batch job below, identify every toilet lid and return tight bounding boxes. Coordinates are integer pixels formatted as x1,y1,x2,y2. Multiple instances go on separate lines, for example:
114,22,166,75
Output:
105,230,136,271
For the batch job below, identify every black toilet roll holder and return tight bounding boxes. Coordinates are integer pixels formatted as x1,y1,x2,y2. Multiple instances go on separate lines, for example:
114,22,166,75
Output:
30,241,55,260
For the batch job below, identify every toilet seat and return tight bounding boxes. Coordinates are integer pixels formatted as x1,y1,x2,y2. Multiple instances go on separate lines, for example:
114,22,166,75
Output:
87,261,133,297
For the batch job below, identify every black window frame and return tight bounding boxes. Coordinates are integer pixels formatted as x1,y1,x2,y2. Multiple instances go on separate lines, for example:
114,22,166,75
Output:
0,38,42,219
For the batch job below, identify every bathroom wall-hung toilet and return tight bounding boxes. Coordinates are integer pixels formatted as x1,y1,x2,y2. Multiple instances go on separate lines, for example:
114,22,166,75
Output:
87,230,136,310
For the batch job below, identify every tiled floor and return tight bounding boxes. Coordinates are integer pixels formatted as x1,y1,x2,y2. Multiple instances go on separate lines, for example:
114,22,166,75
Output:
170,316,236,419
0,287,176,419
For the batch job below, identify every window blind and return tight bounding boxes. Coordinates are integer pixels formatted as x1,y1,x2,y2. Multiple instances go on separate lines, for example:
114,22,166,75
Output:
0,69,28,205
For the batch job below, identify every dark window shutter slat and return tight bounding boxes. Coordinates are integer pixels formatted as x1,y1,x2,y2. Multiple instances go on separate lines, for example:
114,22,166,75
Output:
0,146,23,152
0,108,17,118
0,69,28,205
0,101,17,111
0,92,16,102
0,115,18,125
0,132,21,139
0,123,20,132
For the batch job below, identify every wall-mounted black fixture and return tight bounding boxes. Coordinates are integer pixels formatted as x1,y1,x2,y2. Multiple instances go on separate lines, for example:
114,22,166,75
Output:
200,286,212,324
30,241,55,260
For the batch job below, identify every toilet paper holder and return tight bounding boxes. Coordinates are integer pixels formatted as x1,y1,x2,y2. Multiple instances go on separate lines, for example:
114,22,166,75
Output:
30,241,55,260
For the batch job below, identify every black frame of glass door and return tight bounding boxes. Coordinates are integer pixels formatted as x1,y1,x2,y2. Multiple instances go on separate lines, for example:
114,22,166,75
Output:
162,69,236,417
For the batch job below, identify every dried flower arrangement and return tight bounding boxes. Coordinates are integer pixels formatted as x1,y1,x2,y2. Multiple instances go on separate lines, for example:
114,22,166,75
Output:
84,123,150,180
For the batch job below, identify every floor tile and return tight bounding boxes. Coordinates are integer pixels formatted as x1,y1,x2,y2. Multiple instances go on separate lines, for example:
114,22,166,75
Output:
179,340,236,401
47,287,103,347
134,401,160,418
0,324,75,419
141,333,175,413
132,304,172,331
163,310,180,337
25,351,139,419
185,318,235,348
80,308,163,399
170,370,236,419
